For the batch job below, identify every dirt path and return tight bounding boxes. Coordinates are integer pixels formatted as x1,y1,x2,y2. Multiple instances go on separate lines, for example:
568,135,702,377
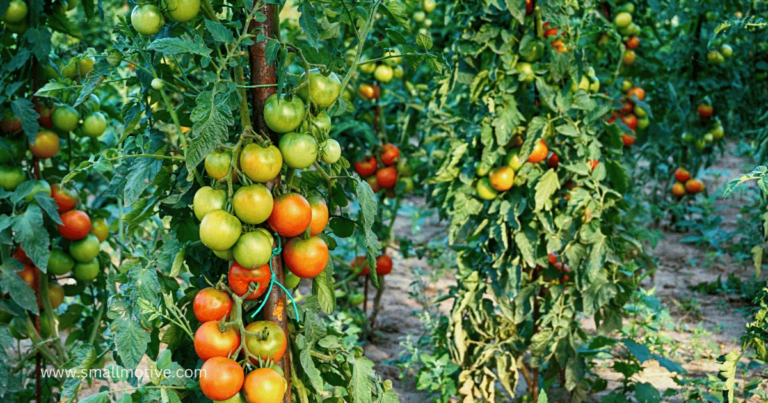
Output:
363,141,764,402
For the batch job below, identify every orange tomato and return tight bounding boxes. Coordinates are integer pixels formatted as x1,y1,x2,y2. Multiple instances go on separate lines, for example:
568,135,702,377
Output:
308,196,329,236
527,140,548,163
365,176,382,193
283,237,329,279
193,321,241,361
380,144,400,166
193,288,233,323
627,87,645,101
57,210,92,241
488,166,515,191
228,262,271,300
268,193,311,237
671,182,686,197
621,133,636,146
30,130,60,159
685,179,704,194
242,368,285,403
375,167,398,188
625,36,640,50
199,357,244,401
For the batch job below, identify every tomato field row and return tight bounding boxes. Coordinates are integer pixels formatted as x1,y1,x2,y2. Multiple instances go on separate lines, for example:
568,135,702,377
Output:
1,0,768,402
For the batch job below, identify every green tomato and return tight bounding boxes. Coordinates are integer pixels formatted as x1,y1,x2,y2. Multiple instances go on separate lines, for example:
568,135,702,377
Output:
279,132,318,169
213,248,235,261
681,132,694,143
720,44,733,59
151,78,164,90
193,186,227,221
233,231,273,269
588,75,600,93
620,79,633,92
6,20,28,34
636,117,650,130
199,209,242,251
131,4,165,36
413,11,426,22
48,247,75,275
422,0,435,13
66,0,77,10
476,178,498,201
383,49,402,66
320,139,341,164
358,56,376,75
393,65,404,79
504,149,524,171
708,50,725,65
348,291,365,305
374,64,394,83
263,94,304,134
423,18,432,28
284,268,301,289
73,258,100,282
81,112,107,138
703,132,714,143
83,94,100,112
297,69,342,109
107,49,123,66
163,0,200,23
516,62,535,84
2,0,28,24
53,0,68,15
614,12,632,28
520,39,545,63
52,105,80,132
232,184,273,225
69,234,101,263
634,105,647,118
570,75,590,93
0,165,25,191
695,139,706,151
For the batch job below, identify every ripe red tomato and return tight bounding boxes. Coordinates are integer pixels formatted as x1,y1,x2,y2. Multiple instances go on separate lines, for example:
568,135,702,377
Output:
671,182,686,197
308,196,329,236
365,176,382,193
354,156,378,177
381,144,400,166
698,104,713,118
228,262,271,300
525,0,533,14
193,288,233,323
375,167,398,188
0,110,22,134
674,168,691,183
546,153,559,169
621,133,636,146
199,357,244,401
685,179,704,194
51,184,79,212
527,140,548,163
621,114,638,130
588,160,599,172
194,321,241,361
268,193,311,237
244,320,287,363
376,255,393,275
548,253,558,266
13,246,33,265
283,236,329,279
242,368,285,403
30,130,60,159
627,87,645,101
606,111,618,124
625,36,640,50
57,210,92,240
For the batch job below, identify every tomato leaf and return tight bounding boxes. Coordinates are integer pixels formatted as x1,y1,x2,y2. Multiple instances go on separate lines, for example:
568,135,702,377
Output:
35,194,63,225
11,98,39,145
354,178,382,288
205,19,235,43
74,60,111,107
492,95,523,146
350,356,376,403
60,344,97,376
534,169,560,212
123,157,163,205
146,34,212,57
12,205,50,272
0,258,38,315
380,1,410,31
505,0,526,24
298,2,321,49
108,302,150,369
299,347,324,392
23,27,52,60
311,259,335,315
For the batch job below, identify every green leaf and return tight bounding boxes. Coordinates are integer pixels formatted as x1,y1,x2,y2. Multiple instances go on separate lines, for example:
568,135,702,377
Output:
505,0,526,24
299,347,323,392
354,179,382,288
12,205,50,271
514,227,536,268
23,27,52,60
311,259,335,315
298,2,320,49
146,34,212,57
0,259,38,315
605,159,628,195
633,383,661,403
536,388,548,403
124,157,163,205
61,344,97,375
186,90,232,173
350,356,376,403
12,98,39,145
381,1,410,31
329,217,354,238
534,169,560,212
35,194,63,225
34,81,69,98
112,313,150,369
74,60,112,107
47,12,82,38
652,354,686,374
622,339,651,363
205,19,235,43
719,350,740,402
492,95,523,146
415,34,432,51
78,392,110,403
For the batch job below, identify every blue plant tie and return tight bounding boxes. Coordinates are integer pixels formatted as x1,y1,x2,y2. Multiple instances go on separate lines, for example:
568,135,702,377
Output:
250,233,300,322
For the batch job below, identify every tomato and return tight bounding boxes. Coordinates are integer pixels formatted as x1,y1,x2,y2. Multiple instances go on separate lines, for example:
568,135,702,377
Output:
51,183,79,212
634,105,647,118
622,50,636,65
83,94,100,112
350,256,369,276
546,153,559,169
242,368,285,403
25,180,51,203
200,357,244,401
383,48,402,66
697,104,713,118
268,193,311,237
214,248,235,261
380,144,400,166
73,258,100,282
264,94,304,134
589,75,600,93
13,245,32,265
627,87,645,101
81,112,107,138
233,231,273,269
587,160,599,172
320,139,341,164
193,186,227,221
621,133,636,146
685,179,704,194
48,282,64,309
70,234,101,263
621,114,638,130
620,80,633,92
365,176,382,193
712,125,725,141
62,61,79,79
637,117,650,130
550,39,570,53
193,288,233,323
359,83,377,100
488,166,514,191
476,178,498,201
6,20,28,34
681,132,694,143
131,5,165,36
90,217,109,243
625,36,640,50
520,39,545,63
285,268,301,289
620,102,633,114
48,247,75,275
199,210,242,251
614,11,632,28
393,65,404,79
375,167,398,188
0,165,25,191
107,49,123,66
516,62,535,84
720,44,733,59
308,196,329,236
279,132,318,169
570,75,590,93
671,182,686,197
422,0,435,13
204,149,232,180
244,321,287,363
30,130,60,159
194,321,240,361
58,210,92,240
283,236,329,279
163,0,199,22
2,0,28,23
228,262,271,300
302,111,331,135
708,50,725,65
501,149,523,172
17,264,34,285
376,254,393,275
413,11,426,23
527,140,548,163
355,156,377,177
52,105,80,132
297,69,342,109
33,104,55,130
232,184,273,225
374,65,394,83
0,110,21,134
240,143,282,183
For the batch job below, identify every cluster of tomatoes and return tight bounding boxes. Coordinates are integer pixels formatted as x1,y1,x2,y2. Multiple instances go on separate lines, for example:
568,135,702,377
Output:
354,143,413,197
130,0,201,36
613,3,640,66
192,287,287,403
357,51,404,99
708,42,734,65
680,100,725,151
0,0,31,33
474,137,549,201
607,82,650,146
411,0,435,36
670,167,704,198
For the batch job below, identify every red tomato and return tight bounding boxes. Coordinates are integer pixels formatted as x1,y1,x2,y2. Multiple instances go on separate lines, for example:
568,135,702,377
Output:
57,210,92,240
283,237,329,279
621,133,636,146
527,140,548,163
365,176,382,193
199,357,244,401
51,184,79,212
674,168,691,183
13,245,33,265
354,156,378,177
376,255,393,275
375,167,398,188
621,114,638,130
351,256,369,276
685,179,705,194
308,196,329,236
193,288,233,323
546,153,559,169
380,144,400,166
625,36,640,50
588,160,599,172
228,262,271,300
194,321,241,361
268,193,311,237
698,104,713,118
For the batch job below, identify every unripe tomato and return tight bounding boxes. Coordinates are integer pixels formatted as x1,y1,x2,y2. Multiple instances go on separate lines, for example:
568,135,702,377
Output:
297,69,342,109
671,182,686,197
193,186,227,221
520,39,545,63
488,166,514,191
163,0,200,23
720,44,733,59
637,117,650,130
422,0,435,13
527,140,548,163
0,165,24,191
30,130,60,159
308,196,329,236
69,234,100,263
279,132,318,169
570,75,590,93
674,168,691,183
348,291,365,305
199,357,244,401
73,258,99,282
708,51,725,65
204,149,232,180
634,105,647,118
48,247,75,275
504,149,524,171
194,321,240,361
78,58,95,77
614,12,632,28
620,79,633,92
90,217,109,243
376,254,393,275
399,177,414,194
81,112,107,138
354,156,378,177
413,11,426,23
199,210,242,251
681,132,694,143
150,78,164,90
228,262,270,300
627,87,645,101
58,210,92,240
244,321,287,363
233,231,273,269
240,143,282,183
107,49,123,66
242,368,285,403
233,184,273,225
2,0,28,23
516,62,535,84
375,167,398,188
393,65,404,79
301,111,331,136
365,176,382,193
476,178,498,201
283,236,329,279
684,179,704,194
622,50,636,65
131,5,165,36
320,139,341,164
213,248,235,261
358,55,377,74
52,105,80,132
381,144,400,166
374,64,394,83
268,193,311,237
264,94,304,134
48,282,64,309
